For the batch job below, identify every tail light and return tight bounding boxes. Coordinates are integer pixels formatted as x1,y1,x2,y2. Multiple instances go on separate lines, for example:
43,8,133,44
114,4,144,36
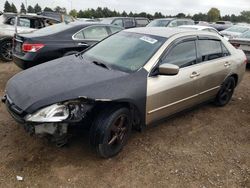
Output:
22,43,45,52
244,59,248,64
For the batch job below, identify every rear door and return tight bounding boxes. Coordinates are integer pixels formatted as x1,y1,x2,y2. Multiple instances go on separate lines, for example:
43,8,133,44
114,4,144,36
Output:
194,37,232,102
73,25,109,50
146,37,201,124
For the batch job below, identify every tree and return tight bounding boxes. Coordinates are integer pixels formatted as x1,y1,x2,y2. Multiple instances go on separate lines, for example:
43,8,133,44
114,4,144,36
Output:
20,3,26,14
27,5,35,13
207,8,221,22
54,6,67,14
192,12,208,21
11,3,17,13
34,3,42,13
240,11,250,23
176,13,186,18
4,1,12,12
69,9,77,18
44,7,53,12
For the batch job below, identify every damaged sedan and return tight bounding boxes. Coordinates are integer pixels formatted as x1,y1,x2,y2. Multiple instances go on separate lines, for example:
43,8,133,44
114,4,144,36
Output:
2,27,246,158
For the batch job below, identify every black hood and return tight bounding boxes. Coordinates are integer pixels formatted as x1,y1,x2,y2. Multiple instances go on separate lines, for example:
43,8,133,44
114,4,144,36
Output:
6,55,148,120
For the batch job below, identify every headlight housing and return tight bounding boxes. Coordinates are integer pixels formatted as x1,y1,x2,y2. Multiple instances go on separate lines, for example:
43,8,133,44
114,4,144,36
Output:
25,104,69,122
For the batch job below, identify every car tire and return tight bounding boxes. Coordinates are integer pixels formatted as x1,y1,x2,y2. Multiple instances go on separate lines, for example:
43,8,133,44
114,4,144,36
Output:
214,76,236,107
90,106,132,158
63,51,78,57
0,39,13,62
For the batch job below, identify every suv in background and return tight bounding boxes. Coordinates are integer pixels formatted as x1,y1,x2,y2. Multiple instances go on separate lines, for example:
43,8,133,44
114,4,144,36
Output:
0,13,60,62
99,17,150,29
147,18,194,27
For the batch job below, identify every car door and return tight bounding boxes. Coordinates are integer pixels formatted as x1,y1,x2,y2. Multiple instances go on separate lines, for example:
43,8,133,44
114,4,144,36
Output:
194,37,232,102
73,25,109,50
146,37,201,124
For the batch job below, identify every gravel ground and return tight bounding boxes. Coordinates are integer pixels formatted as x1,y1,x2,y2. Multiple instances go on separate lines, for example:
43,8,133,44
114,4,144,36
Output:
0,62,249,188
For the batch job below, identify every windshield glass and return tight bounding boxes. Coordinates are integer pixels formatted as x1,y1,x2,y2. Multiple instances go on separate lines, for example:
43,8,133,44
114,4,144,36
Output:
239,30,250,38
225,26,250,33
82,31,166,72
99,18,113,24
147,19,170,27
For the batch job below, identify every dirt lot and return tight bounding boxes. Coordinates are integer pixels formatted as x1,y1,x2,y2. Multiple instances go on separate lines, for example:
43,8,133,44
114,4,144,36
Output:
0,62,249,188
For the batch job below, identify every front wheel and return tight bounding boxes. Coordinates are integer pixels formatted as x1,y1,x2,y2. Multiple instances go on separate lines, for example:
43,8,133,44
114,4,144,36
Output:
215,77,236,106
0,39,13,62
90,106,132,158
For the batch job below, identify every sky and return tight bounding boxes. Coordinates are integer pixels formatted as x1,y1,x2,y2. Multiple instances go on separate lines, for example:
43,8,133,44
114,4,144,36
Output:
0,0,249,16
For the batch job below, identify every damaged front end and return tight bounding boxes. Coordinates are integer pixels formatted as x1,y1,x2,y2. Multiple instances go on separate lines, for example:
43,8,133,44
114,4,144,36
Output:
2,95,95,146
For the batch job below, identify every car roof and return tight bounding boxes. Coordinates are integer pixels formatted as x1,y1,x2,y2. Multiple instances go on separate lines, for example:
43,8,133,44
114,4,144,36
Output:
179,25,216,30
125,27,217,38
153,18,193,21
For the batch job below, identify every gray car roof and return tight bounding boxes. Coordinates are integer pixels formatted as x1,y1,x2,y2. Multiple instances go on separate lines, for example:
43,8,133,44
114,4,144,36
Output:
125,27,200,38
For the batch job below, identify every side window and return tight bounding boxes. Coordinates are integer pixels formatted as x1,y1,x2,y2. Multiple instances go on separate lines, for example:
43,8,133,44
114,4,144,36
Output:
168,20,177,27
83,26,109,40
198,39,223,62
124,18,135,28
177,21,185,26
109,26,122,34
74,31,84,40
136,19,149,27
7,17,31,28
162,41,197,68
112,19,123,27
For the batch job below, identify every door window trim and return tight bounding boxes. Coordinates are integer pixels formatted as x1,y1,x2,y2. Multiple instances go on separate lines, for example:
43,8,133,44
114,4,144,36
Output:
149,35,198,76
72,25,109,41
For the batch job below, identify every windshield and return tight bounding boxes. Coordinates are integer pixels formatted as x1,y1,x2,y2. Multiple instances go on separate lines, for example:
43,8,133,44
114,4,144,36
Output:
82,31,166,72
99,18,113,24
225,26,250,33
147,19,170,27
239,30,250,39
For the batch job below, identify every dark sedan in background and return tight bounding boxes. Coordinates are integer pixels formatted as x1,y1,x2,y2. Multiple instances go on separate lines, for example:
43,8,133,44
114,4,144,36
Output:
230,30,250,63
99,17,150,28
13,22,123,69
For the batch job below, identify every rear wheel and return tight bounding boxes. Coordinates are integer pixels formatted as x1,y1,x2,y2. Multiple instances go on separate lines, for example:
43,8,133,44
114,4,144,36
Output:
90,106,132,158
0,39,13,62
215,77,235,106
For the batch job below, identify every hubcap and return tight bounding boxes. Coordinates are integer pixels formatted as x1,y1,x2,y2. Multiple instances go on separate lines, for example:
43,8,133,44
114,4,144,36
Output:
219,80,234,103
108,115,128,146
1,41,12,61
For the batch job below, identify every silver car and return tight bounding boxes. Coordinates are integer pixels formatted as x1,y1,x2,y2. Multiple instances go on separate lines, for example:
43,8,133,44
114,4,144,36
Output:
3,27,246,158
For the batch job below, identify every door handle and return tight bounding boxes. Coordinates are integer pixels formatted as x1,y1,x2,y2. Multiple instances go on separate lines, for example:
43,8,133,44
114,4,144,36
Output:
190,71,200,78
77,42,88,46
224,62,231,67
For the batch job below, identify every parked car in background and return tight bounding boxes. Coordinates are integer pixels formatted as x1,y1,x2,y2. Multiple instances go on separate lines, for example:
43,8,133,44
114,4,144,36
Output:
210,21,233,31
0,13,60,62
229,30,250,63
13,22,123,69
99,17,150,28
147,18,194,27
3,27,246,158
220,25,250,39
37,11,74,23
194,21,209,25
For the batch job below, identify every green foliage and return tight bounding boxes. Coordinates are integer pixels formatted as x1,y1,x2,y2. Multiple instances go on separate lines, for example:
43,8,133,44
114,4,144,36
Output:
207,7,221,22
27,5,35,13
4,1,11,12
54,6,67,14
11,3,17,13
34,3,42,13
20,3,26,14
69,9,77,18
44,7,53,12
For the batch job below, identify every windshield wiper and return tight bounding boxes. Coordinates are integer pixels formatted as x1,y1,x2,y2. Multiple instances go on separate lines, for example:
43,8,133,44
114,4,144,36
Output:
92,61,111,70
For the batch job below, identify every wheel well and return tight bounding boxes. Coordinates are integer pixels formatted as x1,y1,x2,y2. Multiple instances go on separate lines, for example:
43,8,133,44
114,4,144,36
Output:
230,74,238,86
91,101,142,130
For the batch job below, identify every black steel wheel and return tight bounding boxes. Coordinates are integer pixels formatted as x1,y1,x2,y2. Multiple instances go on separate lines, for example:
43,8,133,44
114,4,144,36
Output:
215,77,236,106
90,106,132,158
0,39,13,62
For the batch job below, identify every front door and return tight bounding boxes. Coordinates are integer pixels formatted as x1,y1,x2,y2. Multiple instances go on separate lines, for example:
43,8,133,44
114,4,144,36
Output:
146,38,201,125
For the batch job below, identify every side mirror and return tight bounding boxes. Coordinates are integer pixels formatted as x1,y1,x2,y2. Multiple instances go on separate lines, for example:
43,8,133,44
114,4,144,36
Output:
158,64,179,75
